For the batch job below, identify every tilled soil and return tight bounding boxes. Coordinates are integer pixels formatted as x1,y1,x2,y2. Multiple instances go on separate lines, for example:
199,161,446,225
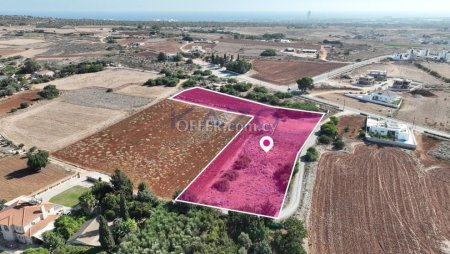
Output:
53,99,250,199
251,60,347,85
309,144,450,254
0,155,69,201
0,90,40,117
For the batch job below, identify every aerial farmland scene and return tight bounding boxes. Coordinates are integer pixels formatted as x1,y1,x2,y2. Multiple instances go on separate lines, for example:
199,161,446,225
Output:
0,1,449,254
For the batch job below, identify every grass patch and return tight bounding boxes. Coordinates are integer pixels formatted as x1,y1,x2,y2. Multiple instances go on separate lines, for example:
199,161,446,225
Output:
49,185,88,207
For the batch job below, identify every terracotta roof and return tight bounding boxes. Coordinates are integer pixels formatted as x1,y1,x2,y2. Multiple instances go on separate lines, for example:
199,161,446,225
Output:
28,214,59,237
0,201,54,228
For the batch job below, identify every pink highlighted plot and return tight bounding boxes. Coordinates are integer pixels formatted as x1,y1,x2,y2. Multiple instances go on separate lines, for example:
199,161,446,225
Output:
172,88,323,218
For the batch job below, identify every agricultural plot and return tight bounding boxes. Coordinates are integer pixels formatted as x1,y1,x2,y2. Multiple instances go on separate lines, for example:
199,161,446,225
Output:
0,90,39,117
251,60,347,85
0,155,70,201
309,143,450,254
34,69,159,91
0,101,128,151
174,88,323,218
53,99,250,199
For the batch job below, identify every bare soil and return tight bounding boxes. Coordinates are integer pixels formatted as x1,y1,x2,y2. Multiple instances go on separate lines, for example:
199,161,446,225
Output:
53,99,250,199
336,115,365,139
251,60,347,85
309,144,450,254
0,101,128,151
34,69,159,91
0,90,40,117
0,155,70,201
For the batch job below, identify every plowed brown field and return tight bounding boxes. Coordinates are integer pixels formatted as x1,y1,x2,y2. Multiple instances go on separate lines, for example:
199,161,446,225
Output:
0,155,69,201
251,60,347,85
309,144,450,254
54,99,250,199
0,90,39,117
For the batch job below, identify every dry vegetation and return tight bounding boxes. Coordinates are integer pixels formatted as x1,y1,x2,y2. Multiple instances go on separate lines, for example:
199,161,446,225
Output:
53,99,251,199
0,90,40,117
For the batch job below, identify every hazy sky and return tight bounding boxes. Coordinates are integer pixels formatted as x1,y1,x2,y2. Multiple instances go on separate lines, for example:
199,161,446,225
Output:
1,0,449,14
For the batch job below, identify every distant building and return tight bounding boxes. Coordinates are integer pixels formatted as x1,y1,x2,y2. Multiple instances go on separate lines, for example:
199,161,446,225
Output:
345,90,402,108
371,90,401,104
190,45,205,53
366,117,411,142
0,199,59,245
32,70,55,79
393,48,450,62
298,49,318,54
391,78,412,91
358,75,375,86
367,70,387,81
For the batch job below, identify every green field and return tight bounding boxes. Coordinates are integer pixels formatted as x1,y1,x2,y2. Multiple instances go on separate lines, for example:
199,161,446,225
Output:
49,185,88,207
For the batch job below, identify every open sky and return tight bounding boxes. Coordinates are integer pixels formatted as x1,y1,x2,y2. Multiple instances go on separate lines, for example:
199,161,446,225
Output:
1,0,449,13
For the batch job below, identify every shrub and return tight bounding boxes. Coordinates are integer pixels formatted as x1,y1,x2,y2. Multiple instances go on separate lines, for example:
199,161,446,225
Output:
253,86,268,93
333,140,345,150
318,135,333,144
330,116,339,125
305,147,319,162
38,85,60,99
260,49,277,57
320,122,338,137
212,179,230,192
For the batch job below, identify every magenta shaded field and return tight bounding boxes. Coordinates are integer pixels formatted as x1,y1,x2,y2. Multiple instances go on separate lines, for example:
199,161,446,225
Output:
174,88,323,218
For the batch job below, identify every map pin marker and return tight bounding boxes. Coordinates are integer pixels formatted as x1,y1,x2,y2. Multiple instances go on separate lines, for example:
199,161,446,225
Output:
260,136,274,153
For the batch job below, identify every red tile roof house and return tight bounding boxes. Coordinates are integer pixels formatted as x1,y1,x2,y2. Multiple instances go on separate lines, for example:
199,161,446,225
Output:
0,200,59,245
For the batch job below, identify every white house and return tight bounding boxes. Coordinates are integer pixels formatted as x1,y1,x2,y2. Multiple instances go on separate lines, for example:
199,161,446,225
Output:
0,199,59,245
32,70,55,79
370,90,401,104
366,117,411,142
190,45,205,53
346,90,402,108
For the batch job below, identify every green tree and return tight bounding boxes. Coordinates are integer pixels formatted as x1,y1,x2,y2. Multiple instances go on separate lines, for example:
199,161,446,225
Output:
318,135,333,144
253,240,273,254
26,148,49,170
228,212,268,243
79,190,97,215
119,192,129,220
20,59,41,74
260,49,277,57
238,232,252,250
91,181,113,202
226,59,252,74
334,140,345,150
274,218,307,254
99,215,116,253
305,147,319,162
54,215,85,240
38,84,60,99
42,231,65,250
23,247,50,254
297,77,314,93
157,52,167,62
111,218,137,242
53,245,90,254
329,116,339,125
136,182,157,205
320,122,338,137
110,169,133,198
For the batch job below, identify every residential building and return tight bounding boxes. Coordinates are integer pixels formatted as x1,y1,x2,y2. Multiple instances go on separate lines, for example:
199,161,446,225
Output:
0,199,59,245
32,70,55,79
358,75,375,86
365,117,416,150
391,79,412,90
367,70,387,81
371,90,401,104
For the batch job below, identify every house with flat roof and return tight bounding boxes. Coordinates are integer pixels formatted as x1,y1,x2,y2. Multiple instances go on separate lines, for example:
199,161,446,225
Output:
367,70,387,81
32,70,55,79
358,75,375,86
345,90,402,108
0,199,59,245
366,117,416,149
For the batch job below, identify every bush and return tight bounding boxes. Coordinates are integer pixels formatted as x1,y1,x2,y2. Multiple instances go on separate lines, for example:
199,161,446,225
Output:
333,140,345,150
330,116,339,125
318,135,333,144
38,85,60,99
20,102,29,109
260,49,277,57
253,86,268,93
320,122,338,137
305,147,319,162
274,91,293,99
226,59,252,74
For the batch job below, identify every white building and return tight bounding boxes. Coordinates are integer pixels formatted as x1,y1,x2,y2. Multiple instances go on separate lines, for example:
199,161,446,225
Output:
366,117,412,142
0,199,59,245
190,45,205,53
370,90,401,104
32,70,55,79
346,90,402,108
393,48,450,62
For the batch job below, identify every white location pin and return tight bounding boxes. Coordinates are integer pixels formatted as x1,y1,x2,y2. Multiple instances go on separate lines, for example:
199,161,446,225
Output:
260,136,274,153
